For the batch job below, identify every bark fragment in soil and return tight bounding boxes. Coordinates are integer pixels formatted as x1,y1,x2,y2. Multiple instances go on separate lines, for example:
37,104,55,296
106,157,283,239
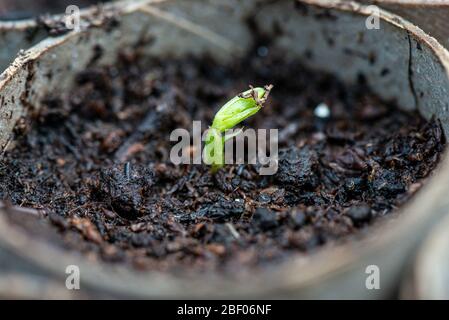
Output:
0,52,444,273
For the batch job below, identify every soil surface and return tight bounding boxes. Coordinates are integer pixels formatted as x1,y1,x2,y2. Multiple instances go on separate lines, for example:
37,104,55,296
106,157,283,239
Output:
0,50,444,273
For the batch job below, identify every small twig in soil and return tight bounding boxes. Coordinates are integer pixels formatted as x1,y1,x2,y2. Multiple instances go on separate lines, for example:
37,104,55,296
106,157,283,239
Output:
226,222,240,239
124,162,131,180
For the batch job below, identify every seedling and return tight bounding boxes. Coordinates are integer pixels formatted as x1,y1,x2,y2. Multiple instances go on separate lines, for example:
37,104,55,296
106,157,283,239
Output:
203,84,273,173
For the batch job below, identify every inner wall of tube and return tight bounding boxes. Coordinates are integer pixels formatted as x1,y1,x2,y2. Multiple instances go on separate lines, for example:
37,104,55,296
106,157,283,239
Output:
0,0,110,21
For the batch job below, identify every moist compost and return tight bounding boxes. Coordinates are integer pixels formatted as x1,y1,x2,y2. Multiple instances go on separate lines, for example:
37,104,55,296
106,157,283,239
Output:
0,50,444,272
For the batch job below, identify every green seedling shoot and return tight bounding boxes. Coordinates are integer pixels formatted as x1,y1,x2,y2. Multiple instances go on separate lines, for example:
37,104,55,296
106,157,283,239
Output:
203,84,273,173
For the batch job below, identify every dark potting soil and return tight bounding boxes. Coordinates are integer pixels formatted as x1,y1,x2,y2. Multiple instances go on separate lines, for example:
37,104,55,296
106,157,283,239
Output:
0,50,444,272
